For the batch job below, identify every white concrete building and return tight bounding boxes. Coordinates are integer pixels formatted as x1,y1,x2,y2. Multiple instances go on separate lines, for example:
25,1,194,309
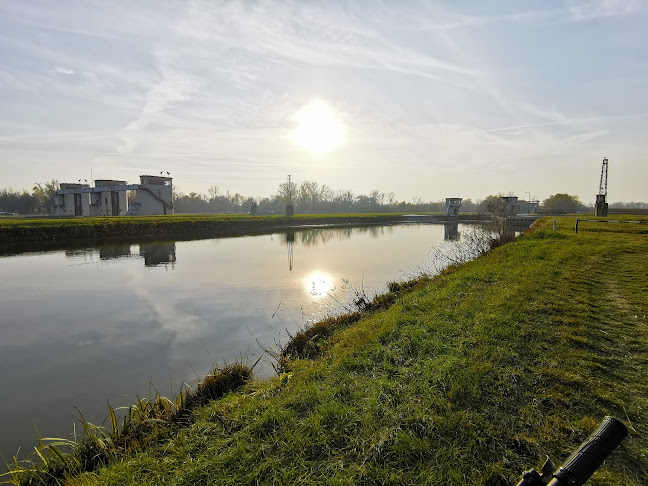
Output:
89,180,130,217
52,175,172,217
53,183,91,216
130,175,174,215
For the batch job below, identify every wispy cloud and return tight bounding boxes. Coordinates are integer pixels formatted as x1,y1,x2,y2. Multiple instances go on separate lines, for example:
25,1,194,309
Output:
117,65,201,153
411,1,644,30
0,1,646,202
461,121,571,135
565,0,643,21
124,270,206,343
53,65,75,75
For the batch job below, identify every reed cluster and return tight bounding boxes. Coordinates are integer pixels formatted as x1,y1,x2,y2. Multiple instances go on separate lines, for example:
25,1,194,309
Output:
5,364,252,486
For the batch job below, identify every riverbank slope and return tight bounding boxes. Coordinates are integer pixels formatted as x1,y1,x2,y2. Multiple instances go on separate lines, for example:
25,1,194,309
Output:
0,213,419,243
9,216,648,485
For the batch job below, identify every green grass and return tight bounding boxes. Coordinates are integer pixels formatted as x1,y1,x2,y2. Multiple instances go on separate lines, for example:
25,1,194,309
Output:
6,216,648,485
4,364,253,486
0,213,412,243
0,213,412,227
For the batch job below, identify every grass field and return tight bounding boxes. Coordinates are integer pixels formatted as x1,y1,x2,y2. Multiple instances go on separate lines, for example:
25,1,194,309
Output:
5,215,647,485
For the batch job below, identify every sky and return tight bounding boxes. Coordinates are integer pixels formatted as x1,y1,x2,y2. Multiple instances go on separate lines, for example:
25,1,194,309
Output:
1,0,647,204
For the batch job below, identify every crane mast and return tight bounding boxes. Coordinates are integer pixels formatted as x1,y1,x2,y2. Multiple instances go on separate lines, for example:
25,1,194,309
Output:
594,157,609,217
598,157,608,196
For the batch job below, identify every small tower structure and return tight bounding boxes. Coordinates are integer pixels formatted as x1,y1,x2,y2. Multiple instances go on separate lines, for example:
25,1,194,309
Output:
445,198,462,216
500,196,522,216
134,175,174,215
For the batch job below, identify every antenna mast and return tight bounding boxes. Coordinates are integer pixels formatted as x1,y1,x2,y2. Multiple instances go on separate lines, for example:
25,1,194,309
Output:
287,175,293,206
285,174,295,216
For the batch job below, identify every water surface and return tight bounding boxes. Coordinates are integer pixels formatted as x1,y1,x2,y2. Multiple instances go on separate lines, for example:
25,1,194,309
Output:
0,223,469,467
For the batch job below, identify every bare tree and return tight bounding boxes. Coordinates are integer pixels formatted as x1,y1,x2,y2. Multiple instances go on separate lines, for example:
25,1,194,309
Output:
207,185,220,201
31,180,58,215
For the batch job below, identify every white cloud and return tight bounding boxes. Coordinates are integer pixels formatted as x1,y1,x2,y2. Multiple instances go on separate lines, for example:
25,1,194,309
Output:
0,1,646,202
124,270,207,343
117,65,201,153
53,65,75,75
565,0,642,21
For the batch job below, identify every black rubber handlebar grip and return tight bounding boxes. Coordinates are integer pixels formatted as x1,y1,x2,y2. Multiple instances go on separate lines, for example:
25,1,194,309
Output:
548,416,628,486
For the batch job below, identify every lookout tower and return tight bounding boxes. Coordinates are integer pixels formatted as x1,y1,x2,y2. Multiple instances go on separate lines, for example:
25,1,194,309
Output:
445,198,462,216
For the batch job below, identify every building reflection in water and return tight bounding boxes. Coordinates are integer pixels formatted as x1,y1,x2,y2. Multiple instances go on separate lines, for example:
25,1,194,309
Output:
65,241,176,268
139,242,176,268
99,245,132,260
443,222,460,241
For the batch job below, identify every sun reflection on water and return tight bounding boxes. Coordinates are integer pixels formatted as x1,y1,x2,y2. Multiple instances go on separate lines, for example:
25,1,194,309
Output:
305,272,335,298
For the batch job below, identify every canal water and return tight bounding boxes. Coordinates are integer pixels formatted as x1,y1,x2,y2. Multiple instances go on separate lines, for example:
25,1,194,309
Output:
0,222,471,469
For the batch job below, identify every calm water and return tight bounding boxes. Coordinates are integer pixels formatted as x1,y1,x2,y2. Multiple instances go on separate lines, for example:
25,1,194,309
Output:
0,222,468,467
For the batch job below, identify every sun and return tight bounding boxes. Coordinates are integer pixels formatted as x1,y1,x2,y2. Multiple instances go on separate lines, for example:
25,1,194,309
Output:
293,100,343,153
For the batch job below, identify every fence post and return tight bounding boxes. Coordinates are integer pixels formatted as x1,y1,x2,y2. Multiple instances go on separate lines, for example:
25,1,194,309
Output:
575,218,579,234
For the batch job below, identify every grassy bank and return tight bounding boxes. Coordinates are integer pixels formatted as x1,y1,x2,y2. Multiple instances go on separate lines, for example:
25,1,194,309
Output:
0,213,413,243
6,216,648,485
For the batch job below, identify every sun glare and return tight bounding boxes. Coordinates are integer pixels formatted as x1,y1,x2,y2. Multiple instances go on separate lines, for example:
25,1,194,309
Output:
293,100,343,153
305,272,334,298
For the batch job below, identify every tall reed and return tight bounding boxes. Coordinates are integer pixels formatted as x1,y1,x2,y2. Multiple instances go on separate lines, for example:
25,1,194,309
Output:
4,363,252,486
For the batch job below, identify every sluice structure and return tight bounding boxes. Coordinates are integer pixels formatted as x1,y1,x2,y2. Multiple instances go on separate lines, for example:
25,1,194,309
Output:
52,175,173,217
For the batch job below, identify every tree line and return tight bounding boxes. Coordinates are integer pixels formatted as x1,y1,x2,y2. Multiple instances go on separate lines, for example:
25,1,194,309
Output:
172,182,483,214
0,180,58,215
1,179,646,215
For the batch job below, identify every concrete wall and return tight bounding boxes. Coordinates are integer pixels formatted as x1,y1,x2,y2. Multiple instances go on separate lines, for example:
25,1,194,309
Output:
115,191,128,215
89,192,103,217
90,190,128,216
134,189,172,215
52,192,90,216
134,176,173,215
53,184,91,216
84,190,128,216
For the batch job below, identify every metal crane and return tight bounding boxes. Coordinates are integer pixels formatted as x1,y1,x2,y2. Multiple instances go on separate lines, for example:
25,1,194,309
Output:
598,157,608,197
594,157,609,216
